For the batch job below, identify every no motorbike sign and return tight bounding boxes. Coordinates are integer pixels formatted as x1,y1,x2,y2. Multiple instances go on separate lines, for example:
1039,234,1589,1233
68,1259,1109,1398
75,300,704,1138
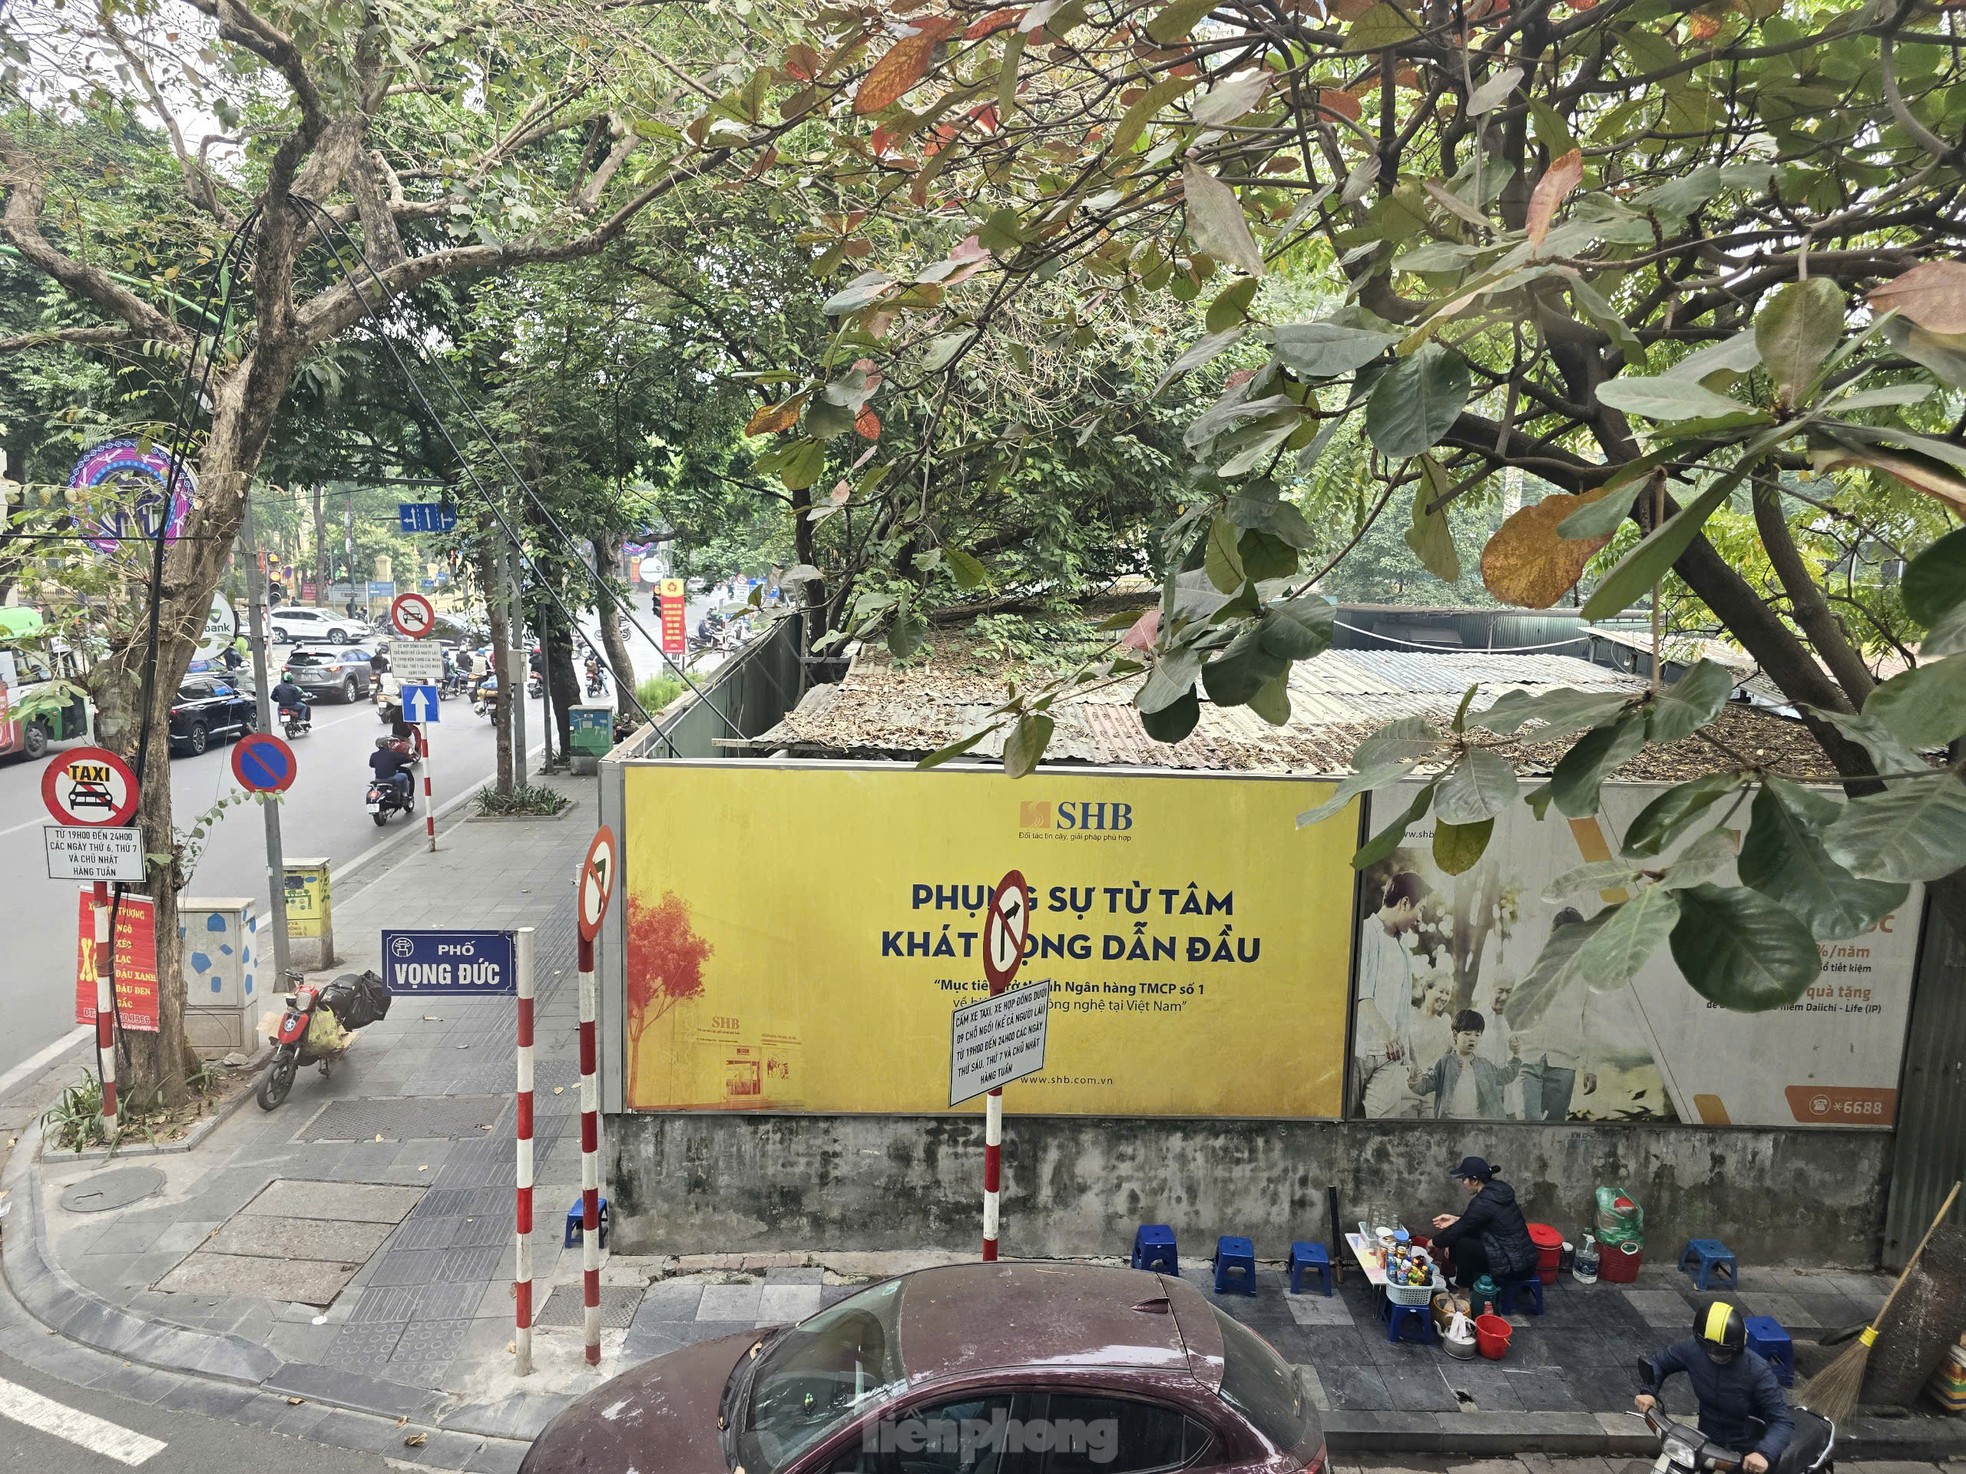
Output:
42,746,140,827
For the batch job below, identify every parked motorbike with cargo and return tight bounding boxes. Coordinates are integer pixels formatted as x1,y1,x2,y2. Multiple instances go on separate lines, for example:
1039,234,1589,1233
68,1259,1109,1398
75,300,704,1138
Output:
256,970,392,1109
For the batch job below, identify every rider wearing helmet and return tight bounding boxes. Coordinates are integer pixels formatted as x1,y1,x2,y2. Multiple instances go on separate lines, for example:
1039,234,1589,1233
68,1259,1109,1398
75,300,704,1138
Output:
369,737,417,800
1636,1304,1793,1474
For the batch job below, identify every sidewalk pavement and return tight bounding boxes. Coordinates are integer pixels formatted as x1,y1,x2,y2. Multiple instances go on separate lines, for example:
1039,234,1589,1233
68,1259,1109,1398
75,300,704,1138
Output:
5,768,1965,1470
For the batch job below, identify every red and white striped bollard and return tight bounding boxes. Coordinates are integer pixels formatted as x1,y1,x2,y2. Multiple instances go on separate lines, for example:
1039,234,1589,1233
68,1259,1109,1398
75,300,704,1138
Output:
419,725,436,852
513,926,536,1375
578,926,602,1365
93,881,117,1138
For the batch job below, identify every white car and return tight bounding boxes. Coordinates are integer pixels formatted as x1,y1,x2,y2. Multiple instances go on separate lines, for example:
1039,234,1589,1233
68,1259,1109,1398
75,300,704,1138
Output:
268,606,369,644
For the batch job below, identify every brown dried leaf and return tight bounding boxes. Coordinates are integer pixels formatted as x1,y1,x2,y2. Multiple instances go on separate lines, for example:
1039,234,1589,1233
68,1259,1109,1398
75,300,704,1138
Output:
1480,487,1614,607
1314,87,1361,122
745,397,805,436
854,33,936,114
965,8,1026,37
854,407,882,439
404,1433,428,1448
1121,608,1161,651
1812,448,1966,514
1868,260,1966,336
1526,147,1582,249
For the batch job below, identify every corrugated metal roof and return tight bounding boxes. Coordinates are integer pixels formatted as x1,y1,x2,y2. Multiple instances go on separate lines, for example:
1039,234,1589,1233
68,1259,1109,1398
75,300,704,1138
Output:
737,634,1834,778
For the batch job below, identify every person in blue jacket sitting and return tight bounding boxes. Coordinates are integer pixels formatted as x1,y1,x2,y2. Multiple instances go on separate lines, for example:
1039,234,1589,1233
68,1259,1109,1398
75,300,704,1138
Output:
1636,1303,1793,1474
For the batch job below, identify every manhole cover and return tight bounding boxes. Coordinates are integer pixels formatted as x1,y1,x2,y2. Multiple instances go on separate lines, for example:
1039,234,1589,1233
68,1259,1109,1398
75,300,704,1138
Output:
59,1166,165,1213
534,1284,641,1330
298,1096,506,1142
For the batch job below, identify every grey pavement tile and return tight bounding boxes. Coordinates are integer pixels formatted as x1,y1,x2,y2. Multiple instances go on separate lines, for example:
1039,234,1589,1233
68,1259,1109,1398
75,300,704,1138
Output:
758,1284,823,1323
1319,1362,1393,1411
392,1429,487,1470
1378,1361,1458,1412
267,1319,344,1363
1507,1367,1591,1412
244,1179,424,1222
672,1318,760,1347
1286,1292,1357,1326
87,1220,169,1255
699,1281,764,1320
1620,1288,1695,1327
152,1220,222,1256
464,1441,528,1474
328,1319,410,1368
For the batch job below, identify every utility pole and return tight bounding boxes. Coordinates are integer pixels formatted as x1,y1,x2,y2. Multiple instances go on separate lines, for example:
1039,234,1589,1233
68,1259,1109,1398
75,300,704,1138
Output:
507,524,527,784
242,496,292,986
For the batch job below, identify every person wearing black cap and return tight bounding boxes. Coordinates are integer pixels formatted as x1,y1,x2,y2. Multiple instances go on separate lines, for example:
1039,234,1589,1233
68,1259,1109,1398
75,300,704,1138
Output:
1636,1303,1792,1474
1430,1155,1538,1288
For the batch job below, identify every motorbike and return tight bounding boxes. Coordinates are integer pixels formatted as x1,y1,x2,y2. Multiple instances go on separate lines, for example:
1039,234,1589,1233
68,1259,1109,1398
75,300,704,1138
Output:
279,703,312,739
1632,1375,1834,1474
256,969,392,1110
584,665,608,698
365,737,418,825
526,671,545,699
472,676,501,720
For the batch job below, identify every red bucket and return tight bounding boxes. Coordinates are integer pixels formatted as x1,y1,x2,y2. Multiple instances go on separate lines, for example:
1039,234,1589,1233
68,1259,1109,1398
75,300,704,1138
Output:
1474,1312,1512,1359
1528,1222,1563,1284
1598,1242,1644,1283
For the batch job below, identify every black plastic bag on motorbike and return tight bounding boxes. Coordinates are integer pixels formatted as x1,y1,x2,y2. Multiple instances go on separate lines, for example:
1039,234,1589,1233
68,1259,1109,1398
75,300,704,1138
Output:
325,970,393,1030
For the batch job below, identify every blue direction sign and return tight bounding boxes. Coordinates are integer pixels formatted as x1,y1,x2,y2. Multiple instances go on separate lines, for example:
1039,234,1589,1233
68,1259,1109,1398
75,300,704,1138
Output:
397,502,459,534
382,929,516,995
400,683,441,723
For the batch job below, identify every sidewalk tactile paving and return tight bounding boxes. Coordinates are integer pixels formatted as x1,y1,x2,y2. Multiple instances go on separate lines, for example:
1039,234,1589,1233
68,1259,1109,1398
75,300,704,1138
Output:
298,1095,506,1142
325,1321,407,1367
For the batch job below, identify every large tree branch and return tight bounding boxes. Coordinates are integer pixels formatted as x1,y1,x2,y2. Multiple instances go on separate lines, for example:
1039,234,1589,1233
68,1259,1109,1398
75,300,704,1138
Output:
0,324,145,355
0,130,191,347
1751,478,1876,706
97,10,234,225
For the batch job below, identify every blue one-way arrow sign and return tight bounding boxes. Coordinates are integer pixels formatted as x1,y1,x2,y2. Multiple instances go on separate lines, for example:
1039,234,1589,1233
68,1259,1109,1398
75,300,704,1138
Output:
397,502,458,534
400,683,441,723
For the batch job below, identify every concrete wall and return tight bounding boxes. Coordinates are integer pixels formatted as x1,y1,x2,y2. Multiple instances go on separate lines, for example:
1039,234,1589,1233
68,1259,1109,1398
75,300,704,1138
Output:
608,1112,1891,1267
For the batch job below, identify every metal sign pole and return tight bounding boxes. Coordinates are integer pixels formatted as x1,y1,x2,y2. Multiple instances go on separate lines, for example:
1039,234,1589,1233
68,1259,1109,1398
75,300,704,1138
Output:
578,920,602,1365
420,724,436,852
242,496,292,986
92,879,118,1138
513,926,536,1376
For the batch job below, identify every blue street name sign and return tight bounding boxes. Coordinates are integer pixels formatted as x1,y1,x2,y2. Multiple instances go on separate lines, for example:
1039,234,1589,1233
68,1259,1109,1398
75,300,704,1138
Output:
400,683,441,723
381,929,516,995
397,502,459,534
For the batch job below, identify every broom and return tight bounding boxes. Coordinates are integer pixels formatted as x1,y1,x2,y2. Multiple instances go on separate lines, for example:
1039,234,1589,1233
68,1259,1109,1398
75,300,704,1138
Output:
1800,1180,1959,1420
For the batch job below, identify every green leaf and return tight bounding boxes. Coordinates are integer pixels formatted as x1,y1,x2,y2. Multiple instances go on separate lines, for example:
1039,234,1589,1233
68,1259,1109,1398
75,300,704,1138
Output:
1201,627,1287,707
1352,783,1435,869
1137,647,1202,713
1237,529,1299,581
1515,911,1612,1014
1923,600,1966,659
1154,327,1245,395
806,398,856,439
1656,826,1742,890
1113,76,1195,152
1739,779,1910,941
1471,687,1633,740
1556,482,1641,540
1551,711,1646,818
1433,747,1519,825
1595,375,1753,422
1203,515,1245,593
1140,686,1201,742
1248,669,1291,725
1344,1,1418,48
1183,163,1265,276
886,602,928,657
945,547,988,590
1669,884,1821,1012
1575,887,1681,992
1863,655,1966,750
1206,277,1260,334
1403,464,1460,583
921,331,971,373
1355,716,1447,770
1298,765,1404,828
1367,345,1470,459
1664,328,1762,384
1902,526,1966,626
1754,277,1845,408
1808,707,1929,778
1146,0,1214,43
1271,321,1398,378
1003,712,1054,777
1544,859,1644,901
918,723,1001,769
1433,817,1494,875
1623,772,1748,858
1258,598,1333,660
1646,659,1736,743
1451,684,1480,734
1824,775,1966,882
1192,68,1269,128
777,439,828,491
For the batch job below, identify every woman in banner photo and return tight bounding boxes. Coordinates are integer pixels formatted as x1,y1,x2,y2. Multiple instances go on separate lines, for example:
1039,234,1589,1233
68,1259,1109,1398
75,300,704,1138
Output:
1352,871,1431,1118
1431,1154,1538,1288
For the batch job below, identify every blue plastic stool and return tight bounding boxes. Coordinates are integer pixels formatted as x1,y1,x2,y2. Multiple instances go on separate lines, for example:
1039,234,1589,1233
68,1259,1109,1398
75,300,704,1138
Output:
1213,1235,1257,1295
1677,1238,1738,1290
1498,1276,1545,1316
1383,1302,1436,1345
1287,1241,1333,1296
1132,1224,1179,1275
564,1195,610,1250
1745,1315,1794,1387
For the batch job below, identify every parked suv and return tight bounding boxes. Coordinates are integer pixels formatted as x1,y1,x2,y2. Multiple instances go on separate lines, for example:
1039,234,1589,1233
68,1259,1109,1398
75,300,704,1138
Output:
269,606,369,644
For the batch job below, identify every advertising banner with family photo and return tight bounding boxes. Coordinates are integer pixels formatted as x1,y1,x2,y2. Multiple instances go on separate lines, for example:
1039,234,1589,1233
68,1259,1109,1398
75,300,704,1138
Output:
1352,779,1921,1129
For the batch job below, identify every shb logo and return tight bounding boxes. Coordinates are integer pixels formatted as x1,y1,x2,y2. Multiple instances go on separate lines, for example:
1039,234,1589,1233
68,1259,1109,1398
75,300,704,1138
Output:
1018,799,1132,832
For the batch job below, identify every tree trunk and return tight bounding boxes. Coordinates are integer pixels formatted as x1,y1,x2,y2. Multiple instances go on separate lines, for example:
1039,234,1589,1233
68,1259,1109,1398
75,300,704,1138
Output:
547,609,578,754
311,483,327,599
592,535,638,718
475,538,513,794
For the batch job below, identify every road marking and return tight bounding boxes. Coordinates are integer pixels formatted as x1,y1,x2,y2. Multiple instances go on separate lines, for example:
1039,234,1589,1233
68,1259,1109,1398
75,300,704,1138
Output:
0,1376,166,1465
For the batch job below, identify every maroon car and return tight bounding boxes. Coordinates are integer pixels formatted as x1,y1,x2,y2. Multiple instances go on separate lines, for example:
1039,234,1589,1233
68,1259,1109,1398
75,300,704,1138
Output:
519,1264,1325,1474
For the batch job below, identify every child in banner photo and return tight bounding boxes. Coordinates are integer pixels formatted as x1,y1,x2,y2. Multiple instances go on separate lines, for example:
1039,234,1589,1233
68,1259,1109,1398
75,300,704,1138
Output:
1411,1010,1521,1119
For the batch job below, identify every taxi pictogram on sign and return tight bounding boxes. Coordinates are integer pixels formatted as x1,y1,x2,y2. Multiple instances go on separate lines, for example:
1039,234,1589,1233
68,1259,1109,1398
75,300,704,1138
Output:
41,746,140,827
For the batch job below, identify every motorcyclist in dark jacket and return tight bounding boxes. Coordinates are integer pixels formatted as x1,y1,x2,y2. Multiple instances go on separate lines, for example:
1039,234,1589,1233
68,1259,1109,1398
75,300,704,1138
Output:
1637,1304,1792,1472
271,678,310,718
1430,1154,1538,1286
368,739,416,798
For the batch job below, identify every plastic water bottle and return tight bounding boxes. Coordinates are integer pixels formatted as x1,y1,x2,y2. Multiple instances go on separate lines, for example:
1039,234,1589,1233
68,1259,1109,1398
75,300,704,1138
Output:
1574,1232,1601,1284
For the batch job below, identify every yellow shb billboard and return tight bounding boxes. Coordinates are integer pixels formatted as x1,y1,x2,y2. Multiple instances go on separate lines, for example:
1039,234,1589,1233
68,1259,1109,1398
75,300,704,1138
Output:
621,764,1357,1117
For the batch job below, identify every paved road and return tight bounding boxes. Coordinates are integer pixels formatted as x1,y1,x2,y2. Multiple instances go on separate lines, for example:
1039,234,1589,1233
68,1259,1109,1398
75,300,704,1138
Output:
0,1351,388,1474
0,678,547,1081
